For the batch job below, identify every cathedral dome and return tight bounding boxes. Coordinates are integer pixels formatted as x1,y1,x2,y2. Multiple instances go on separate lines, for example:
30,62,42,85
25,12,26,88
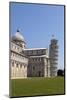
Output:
12,30,25,42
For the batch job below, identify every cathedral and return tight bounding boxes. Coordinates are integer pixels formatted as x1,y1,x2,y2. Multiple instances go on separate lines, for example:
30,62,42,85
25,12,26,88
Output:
10,30,58,79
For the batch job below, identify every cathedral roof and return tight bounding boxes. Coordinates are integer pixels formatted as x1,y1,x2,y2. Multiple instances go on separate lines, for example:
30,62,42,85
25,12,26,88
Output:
12,29,25,42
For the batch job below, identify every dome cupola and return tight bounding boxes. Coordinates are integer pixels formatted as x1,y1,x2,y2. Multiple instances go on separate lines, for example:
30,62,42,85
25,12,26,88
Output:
12,29,25,42
12,29,26,48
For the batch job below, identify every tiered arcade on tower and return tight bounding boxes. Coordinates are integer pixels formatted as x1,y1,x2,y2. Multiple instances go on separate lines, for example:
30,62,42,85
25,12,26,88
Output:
49,38,58,76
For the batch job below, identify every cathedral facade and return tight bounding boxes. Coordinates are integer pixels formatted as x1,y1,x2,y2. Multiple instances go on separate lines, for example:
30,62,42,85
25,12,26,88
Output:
10,30,58,79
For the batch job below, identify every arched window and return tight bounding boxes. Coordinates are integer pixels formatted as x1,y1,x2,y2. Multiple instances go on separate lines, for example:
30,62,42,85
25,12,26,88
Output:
12,61,14,67
33,66,35,70
20,64,22,68
24,65,27,68
16,63,19,68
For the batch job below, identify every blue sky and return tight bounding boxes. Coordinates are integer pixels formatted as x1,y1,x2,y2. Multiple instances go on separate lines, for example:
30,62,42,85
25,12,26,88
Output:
10,2,64,69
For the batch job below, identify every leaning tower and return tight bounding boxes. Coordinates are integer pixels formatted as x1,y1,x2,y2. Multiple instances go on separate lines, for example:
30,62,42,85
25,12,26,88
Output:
49,37,58,76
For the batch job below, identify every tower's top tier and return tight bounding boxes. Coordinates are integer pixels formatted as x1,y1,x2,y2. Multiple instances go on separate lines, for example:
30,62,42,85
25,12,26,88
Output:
51,39,58,45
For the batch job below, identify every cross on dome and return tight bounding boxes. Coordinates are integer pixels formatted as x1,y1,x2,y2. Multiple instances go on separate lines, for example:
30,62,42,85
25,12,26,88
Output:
17,29,20,32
